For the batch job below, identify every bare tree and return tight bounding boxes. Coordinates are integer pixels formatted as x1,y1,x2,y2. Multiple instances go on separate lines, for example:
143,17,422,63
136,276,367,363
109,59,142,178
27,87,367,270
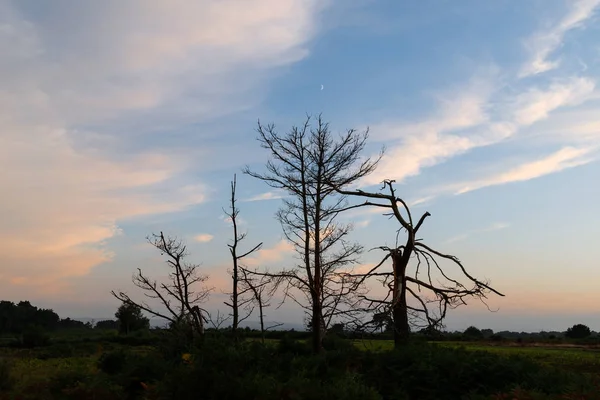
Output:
334,180,504,347
239,267,282,342
243,114,382,353
223,174,263,339
111,232,213,340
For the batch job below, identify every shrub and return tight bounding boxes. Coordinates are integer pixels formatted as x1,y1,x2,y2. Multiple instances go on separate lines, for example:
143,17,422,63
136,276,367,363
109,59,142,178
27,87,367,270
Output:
98,350,128,375
565,323,591,339
0,358,14,392
21,327,50,348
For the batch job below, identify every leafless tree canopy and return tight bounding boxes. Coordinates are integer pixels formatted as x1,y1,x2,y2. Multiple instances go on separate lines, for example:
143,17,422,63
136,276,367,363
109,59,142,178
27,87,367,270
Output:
243,114,382,353
239,266,281,342
223,174,263,339
334,180,505,346
111,232,213,339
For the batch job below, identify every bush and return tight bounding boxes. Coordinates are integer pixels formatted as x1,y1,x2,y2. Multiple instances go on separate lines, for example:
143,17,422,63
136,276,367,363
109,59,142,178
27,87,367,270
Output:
566,324,592,339
0,358,14,391
98,350,128,375
21,327,50,348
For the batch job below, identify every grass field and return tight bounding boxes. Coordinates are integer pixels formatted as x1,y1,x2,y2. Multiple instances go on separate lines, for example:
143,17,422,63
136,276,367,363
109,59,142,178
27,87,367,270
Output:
351,339,600,374
2,337,600,399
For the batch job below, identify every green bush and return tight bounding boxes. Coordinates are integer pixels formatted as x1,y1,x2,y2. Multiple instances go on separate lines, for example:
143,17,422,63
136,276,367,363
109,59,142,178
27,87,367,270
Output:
21,327,50,348
98,350,128,375
0,357,14,391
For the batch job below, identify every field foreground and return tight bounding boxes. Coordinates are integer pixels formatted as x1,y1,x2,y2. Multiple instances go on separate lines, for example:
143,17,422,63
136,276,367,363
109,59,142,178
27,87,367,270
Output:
1,334,600,400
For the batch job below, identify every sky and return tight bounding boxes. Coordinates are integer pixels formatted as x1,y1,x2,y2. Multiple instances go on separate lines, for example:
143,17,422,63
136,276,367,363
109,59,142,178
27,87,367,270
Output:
1,0,600,332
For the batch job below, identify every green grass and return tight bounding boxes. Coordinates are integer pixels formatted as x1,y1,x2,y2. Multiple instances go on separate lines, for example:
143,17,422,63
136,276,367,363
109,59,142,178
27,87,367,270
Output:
440,341,600,373
351,339,600,374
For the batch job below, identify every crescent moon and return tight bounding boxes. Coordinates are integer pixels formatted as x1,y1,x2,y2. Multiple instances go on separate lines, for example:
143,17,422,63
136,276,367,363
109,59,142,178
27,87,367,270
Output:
320,84,324,90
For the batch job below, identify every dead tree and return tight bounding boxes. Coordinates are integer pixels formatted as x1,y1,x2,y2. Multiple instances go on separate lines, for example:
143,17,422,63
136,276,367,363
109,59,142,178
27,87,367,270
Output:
239,267,282,343
243,114,382,353
111,232,213,340
335,180,504,347
223,174,263,339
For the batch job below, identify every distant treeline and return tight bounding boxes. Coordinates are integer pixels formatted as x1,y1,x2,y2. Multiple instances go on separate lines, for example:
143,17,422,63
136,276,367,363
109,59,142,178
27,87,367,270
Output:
1,299,597,343
0,300,116,334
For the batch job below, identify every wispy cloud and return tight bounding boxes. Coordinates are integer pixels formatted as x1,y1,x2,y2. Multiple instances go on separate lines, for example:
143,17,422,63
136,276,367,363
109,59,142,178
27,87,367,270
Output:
445,222,511,244
243,240,295,267
355,220,371,228
365,76,495,185
194,234,214,243
453,146,597,195
519,0,600,77
244,191,286,202
512,77,596,126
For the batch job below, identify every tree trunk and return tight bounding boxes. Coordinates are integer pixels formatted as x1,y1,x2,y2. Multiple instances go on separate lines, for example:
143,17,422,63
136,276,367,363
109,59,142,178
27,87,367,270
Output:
392,250,409,347
311,296,324,353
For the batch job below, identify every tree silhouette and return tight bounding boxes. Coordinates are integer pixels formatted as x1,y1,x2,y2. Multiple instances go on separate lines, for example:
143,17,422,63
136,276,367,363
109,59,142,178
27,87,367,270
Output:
333,180,504,347
223,174,262,340
565,324,591,339
112,232,213,340
115,302,149,335
243,114,382,353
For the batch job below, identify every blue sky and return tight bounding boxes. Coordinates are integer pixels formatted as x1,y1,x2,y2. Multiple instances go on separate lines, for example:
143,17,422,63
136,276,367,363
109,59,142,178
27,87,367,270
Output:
1,0,599,332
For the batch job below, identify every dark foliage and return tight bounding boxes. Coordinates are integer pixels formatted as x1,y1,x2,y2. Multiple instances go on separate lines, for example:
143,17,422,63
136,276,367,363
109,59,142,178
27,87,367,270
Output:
115,303,150,335
565,323,591,339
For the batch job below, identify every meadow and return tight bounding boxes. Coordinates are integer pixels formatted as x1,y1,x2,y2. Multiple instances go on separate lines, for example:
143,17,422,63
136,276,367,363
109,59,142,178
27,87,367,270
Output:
2,330,600,400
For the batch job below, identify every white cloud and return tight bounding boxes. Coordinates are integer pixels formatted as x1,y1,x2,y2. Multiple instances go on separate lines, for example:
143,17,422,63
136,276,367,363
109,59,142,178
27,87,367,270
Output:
194,234,214,243
454,146,597,195
0,0,324,295
512,77,596,126
365,77,495,185
366,70,596,188
519,0,600,77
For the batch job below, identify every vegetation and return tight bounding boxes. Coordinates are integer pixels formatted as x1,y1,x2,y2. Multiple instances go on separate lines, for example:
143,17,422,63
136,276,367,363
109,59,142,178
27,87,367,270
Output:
1,324,600,400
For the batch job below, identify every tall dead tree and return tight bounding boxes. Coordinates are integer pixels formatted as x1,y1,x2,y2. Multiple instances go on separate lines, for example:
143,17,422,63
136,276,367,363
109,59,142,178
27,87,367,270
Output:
243,114,382,353
335,180,504,347
111,232,212,340
223,174,262,339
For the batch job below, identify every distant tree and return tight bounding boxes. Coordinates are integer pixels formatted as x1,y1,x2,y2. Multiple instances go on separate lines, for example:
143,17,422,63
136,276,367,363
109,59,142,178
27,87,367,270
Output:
371,312,393,334
115,303,149,335
481,328,494,338
463,326,484,340
328,322,345,335
418,325,443,339
0,300,60,334
565,324,591,339
95,320,119,330
56,317,87,330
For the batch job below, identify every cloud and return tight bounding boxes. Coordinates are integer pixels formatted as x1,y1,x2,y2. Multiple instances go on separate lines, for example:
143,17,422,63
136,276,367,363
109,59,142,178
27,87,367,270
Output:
365,77,495,185
454,146,597,195
244,191,286,202
519,0,600,77
243,240,295,267
512,77,596,126
0,0,325,296
445,222,510,244
194,234,214,243
355,220,371,229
